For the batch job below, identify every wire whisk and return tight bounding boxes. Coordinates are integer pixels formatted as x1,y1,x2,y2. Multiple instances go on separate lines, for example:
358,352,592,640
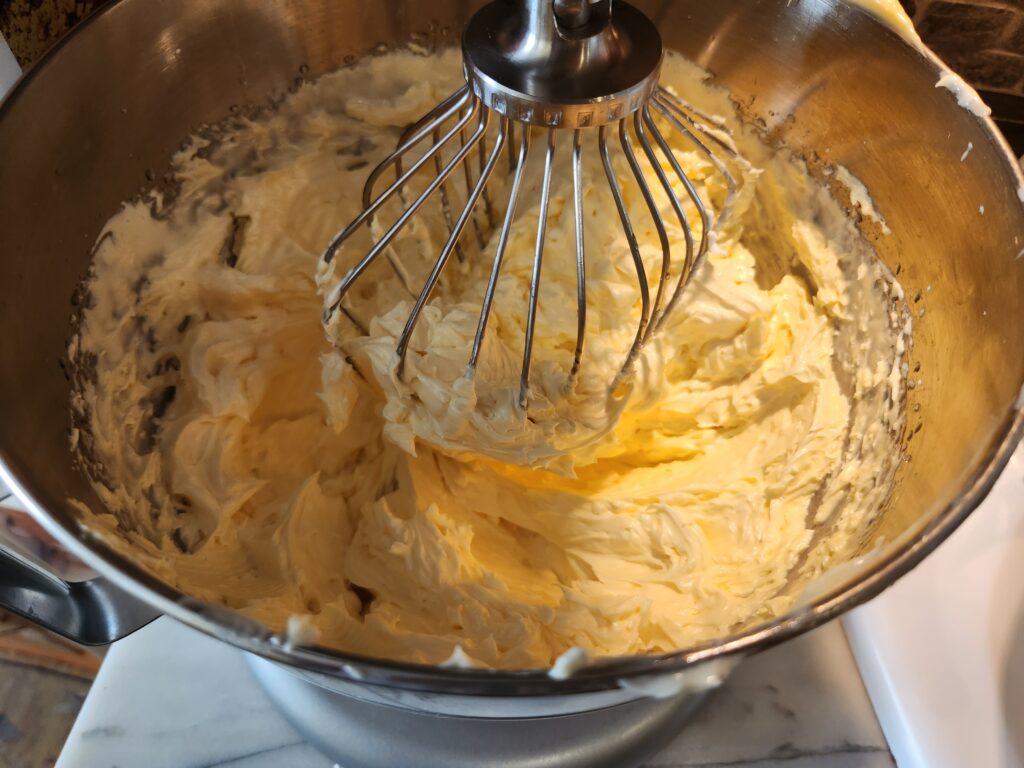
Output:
322,0,744,409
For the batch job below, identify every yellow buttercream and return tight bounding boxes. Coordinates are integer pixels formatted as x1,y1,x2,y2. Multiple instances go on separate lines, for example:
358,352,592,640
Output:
70,49,907,669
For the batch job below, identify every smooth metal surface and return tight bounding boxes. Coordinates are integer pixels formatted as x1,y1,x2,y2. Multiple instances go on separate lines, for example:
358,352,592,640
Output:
248,653,706,768
553,0,592,30
600,122,651,389
569,128,586,383
0,0,1020,708
469,128,533,372
396,111,504,380
0,546,159,644
463,0,662,128
520,127,556,408
640,106,696,328
621,113,670,343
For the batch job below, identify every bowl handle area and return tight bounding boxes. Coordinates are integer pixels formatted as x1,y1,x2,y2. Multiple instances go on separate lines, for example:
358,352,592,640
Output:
0,541,160,645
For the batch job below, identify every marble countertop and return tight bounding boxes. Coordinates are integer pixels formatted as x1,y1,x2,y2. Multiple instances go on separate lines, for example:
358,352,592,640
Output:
55,617,892,768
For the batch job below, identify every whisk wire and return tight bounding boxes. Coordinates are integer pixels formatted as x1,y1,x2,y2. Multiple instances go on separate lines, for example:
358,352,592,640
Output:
361,86,471,213
391,122,419,211
459,119,488,252
321,4,742,413
323,99,484,318
568,128,587,386
656,90,742,159
434,123,466,263
600,124,651,391
648,101,715,328
476,133,497,234
324,92,476,275
622,114,671,343
519,127,557,409
653,89,736,230
396,112,505,378
507,124,517,172
640,107,697,326
468,126,533,373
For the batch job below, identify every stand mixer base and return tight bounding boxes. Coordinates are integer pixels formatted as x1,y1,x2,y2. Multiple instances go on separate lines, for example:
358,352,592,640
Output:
247,655,705,768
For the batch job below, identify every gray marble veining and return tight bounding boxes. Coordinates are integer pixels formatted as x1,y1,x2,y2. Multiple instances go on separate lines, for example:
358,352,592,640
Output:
56,617,892,768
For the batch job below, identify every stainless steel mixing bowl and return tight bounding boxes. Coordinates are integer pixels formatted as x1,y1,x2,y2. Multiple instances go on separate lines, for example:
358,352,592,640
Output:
0,0,1022,764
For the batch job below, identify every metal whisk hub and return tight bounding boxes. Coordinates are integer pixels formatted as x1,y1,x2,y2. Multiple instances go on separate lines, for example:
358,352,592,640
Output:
462,0,663,129
322,0,742,411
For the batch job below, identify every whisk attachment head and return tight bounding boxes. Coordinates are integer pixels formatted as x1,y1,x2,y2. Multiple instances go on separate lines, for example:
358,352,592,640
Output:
321,1,741,411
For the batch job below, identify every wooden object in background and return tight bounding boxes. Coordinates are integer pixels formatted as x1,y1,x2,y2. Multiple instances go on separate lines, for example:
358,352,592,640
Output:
0,613,96,768
0,0,103,67
903,0,1024,151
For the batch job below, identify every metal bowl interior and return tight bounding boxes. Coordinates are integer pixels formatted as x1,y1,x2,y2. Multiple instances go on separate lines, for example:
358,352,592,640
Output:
0,0,1021,696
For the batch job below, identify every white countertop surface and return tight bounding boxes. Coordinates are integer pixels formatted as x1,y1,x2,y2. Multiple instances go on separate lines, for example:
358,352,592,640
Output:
54,617,892,768
0,32,19,95
846,443,1024,768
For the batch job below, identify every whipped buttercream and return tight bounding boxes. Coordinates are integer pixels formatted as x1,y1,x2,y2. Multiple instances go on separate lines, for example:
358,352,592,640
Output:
70,50,908,669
